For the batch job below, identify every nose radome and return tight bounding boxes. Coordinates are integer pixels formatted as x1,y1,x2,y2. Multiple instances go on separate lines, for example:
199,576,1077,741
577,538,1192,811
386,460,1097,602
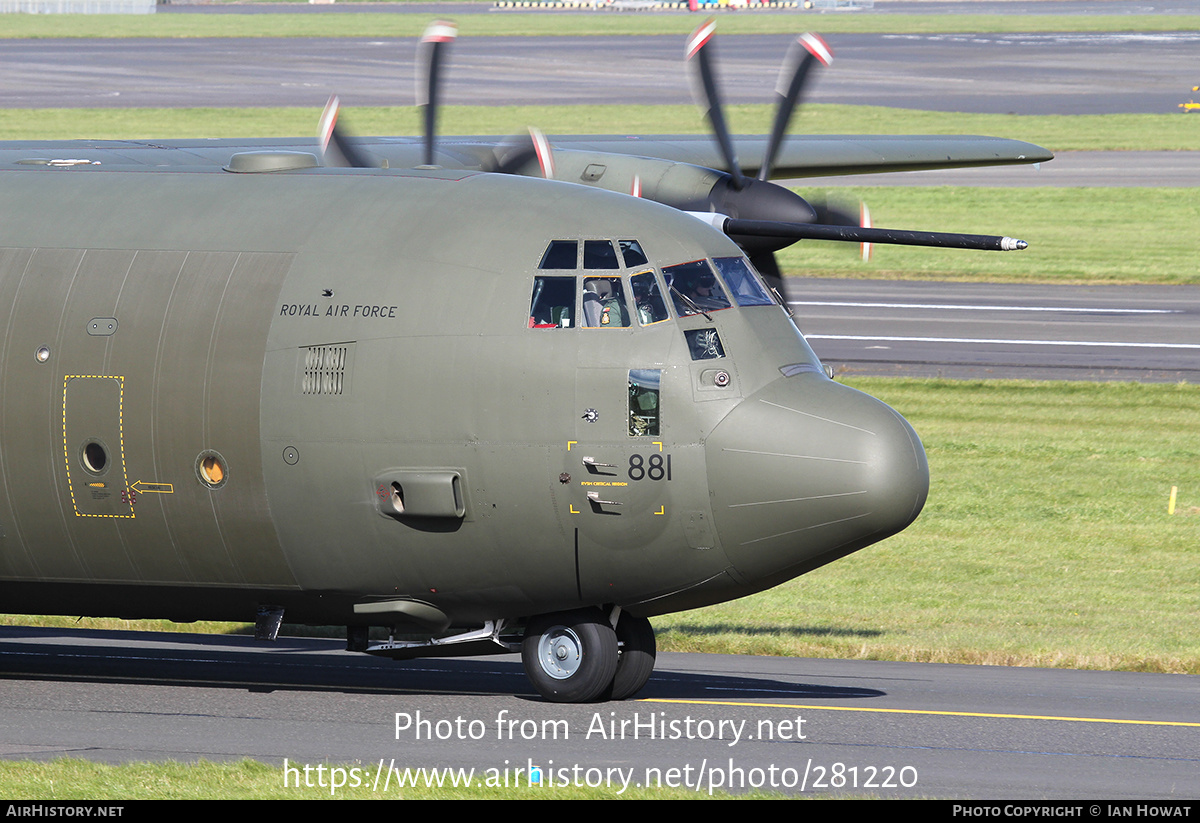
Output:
704,375,929,586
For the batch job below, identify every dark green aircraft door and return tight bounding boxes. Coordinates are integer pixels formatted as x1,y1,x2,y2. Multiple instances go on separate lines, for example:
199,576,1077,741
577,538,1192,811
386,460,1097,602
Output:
566,366,679,603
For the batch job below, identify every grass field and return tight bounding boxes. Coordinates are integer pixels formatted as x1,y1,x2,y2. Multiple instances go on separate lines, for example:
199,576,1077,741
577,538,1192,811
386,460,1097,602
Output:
657,378,1200,675
0,757,749,799
7,104,1198,152
0,11,1198,39
778,187,1200,284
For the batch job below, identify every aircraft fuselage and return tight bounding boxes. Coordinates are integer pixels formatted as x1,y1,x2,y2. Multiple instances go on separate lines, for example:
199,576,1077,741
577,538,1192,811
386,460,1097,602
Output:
0,163,927,699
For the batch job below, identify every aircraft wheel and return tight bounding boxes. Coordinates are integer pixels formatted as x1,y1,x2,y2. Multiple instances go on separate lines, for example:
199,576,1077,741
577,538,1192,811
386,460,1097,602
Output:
522,609,618,703
607,612,656,701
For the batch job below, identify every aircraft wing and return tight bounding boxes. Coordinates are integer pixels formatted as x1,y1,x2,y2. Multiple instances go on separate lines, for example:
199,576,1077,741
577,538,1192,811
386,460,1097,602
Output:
0,134,1052,179
527,134,1053,179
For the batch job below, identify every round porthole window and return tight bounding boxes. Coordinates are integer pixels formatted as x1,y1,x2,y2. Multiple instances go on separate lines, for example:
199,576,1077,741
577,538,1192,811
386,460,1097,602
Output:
196,451,228,489
80,440,109,475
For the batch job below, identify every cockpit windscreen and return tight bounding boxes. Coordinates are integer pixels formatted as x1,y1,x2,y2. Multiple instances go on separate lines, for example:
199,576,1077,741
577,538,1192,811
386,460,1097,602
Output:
663,260,731,317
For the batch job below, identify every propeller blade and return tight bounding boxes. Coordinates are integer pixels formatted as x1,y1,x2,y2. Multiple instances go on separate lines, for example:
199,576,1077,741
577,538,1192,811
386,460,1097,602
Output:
530,127,555,179
859,201,873,262
759,33,832,182
488,127,555,178
808,190,861,228
416,19,457,168
722,217,1028,252
686,19,748,191
488,142,535,175
798,191,874,261
317,95,375,169
317,95,338,158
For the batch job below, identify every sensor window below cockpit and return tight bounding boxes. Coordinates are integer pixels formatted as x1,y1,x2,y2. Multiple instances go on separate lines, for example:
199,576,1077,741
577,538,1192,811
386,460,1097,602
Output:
685,328,725,361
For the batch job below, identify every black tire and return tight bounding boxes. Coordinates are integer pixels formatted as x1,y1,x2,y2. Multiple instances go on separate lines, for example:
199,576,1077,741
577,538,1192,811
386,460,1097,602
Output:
608,612,657,701
522,609,618,703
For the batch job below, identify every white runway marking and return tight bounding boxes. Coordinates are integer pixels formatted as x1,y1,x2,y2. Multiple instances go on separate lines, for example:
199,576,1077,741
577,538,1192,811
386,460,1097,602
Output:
790,301,1179,315
806,335,1200,349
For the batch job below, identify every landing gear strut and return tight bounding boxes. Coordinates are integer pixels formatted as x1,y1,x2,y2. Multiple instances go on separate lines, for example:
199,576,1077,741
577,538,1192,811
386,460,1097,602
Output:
520,608,657,703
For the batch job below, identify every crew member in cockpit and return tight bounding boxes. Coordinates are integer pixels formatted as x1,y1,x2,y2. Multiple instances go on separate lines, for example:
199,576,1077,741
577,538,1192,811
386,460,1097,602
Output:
675,269,730,314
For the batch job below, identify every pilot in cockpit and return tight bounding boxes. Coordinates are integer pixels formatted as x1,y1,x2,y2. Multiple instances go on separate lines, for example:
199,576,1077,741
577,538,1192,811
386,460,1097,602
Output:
672,267,731,314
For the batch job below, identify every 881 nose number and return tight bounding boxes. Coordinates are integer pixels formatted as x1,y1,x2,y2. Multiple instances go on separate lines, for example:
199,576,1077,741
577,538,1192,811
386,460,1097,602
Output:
628,453,671,482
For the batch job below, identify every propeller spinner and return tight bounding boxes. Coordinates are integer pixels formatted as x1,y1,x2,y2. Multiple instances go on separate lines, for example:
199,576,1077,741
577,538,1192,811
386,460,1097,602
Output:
314,18,1027,282
684,21,1026,285
685,23,850,284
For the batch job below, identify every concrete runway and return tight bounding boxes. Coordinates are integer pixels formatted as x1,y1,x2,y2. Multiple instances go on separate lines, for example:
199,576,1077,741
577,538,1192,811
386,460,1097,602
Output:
3,31,1197,114
789,279,1200,381
3,27,1196,190
2,626,1197,799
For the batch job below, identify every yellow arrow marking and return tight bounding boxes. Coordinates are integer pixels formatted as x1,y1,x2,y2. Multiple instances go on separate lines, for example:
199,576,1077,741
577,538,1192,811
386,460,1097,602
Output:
131,481,174,494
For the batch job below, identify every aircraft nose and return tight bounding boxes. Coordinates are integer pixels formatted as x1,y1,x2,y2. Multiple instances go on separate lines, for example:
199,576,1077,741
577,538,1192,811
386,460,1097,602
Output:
705,374,929,586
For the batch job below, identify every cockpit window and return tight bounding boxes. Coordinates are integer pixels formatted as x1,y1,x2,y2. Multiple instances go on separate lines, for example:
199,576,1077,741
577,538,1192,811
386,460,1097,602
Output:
619,240,649,268
539,240,578,270
582,276,630,327
541,238,648,271
713,257,775,307
528,276,575,328
663,260,731,316
583,240,620,270
630,271,670,326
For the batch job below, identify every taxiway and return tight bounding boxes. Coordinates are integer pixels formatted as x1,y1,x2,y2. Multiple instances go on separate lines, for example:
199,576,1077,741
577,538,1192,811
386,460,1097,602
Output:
1,627,1196,798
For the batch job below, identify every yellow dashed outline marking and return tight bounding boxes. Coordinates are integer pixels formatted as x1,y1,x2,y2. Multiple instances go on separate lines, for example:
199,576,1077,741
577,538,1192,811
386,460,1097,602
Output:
63,374,134,519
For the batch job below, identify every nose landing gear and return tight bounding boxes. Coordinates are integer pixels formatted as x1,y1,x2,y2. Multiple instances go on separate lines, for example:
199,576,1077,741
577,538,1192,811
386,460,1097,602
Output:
607,610,656,702
521,608,656,703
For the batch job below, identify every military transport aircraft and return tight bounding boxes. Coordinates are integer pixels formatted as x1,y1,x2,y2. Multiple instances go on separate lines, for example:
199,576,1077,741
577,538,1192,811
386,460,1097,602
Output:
0,22,1049,702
